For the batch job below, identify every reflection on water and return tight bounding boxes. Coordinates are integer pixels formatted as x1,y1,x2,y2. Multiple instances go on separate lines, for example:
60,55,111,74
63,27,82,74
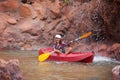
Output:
0,50,120,80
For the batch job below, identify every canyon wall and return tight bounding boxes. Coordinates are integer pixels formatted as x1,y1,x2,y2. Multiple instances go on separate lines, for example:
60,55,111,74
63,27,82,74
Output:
0,0,120,60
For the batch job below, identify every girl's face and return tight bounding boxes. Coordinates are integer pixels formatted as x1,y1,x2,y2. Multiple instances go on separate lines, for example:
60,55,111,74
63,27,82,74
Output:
55,38,61,43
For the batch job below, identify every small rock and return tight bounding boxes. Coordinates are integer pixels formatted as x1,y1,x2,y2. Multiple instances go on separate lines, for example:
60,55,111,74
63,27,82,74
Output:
112,65,120,80
7,18,17,25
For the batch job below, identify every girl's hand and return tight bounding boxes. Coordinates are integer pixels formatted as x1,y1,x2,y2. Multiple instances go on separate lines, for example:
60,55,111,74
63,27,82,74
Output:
54,49,62,54
54,49,59,52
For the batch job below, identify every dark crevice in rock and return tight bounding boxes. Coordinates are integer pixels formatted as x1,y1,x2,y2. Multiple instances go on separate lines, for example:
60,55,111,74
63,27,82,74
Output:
21,0,27,3
21,0,33,4
91,11,104,28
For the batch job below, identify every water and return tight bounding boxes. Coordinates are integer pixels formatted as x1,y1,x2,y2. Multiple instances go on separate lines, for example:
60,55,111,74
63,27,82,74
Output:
0,50,120,80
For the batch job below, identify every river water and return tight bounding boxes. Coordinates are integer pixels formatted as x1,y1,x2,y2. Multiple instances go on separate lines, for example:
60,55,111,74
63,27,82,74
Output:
0,50,120,80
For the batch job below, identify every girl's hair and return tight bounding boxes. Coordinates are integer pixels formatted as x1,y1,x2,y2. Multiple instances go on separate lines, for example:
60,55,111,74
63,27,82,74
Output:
59,39,62,44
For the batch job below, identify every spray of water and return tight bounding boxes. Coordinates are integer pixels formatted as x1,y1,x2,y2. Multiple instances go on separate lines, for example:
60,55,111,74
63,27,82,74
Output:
93,55,120,64
93,56,112,62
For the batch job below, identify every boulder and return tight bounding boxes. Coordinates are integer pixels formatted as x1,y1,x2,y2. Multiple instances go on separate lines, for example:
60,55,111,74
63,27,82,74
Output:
20,4,32,18
0,59,23,80
112,65,120,80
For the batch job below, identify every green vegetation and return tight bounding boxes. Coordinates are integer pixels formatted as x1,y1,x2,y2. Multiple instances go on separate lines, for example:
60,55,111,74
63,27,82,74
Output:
64,0,72,3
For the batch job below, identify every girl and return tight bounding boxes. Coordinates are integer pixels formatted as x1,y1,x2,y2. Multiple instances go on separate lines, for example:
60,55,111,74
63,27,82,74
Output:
53,34,72,54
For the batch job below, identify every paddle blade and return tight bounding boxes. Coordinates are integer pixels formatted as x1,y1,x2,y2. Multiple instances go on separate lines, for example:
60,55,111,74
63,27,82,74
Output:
80,32,92,39
38,52,51,62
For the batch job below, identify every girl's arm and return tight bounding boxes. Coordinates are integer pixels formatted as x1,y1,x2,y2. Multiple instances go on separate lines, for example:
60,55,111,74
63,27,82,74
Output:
65,47,72,54
54,49,63,54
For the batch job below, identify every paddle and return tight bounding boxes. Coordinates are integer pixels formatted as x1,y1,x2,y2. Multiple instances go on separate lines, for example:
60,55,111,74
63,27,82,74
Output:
69,31,92,43
38,52,54,62
38,32,92,62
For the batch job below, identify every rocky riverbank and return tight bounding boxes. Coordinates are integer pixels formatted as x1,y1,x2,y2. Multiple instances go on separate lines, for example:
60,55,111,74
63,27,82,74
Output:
0,59,23,80
0,0,119,60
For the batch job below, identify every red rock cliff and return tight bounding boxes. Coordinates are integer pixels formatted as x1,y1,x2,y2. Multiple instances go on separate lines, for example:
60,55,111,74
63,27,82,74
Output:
0,0,120,60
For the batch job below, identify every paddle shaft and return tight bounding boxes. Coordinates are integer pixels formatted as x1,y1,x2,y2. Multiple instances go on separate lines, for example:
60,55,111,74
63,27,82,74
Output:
69,32,92,44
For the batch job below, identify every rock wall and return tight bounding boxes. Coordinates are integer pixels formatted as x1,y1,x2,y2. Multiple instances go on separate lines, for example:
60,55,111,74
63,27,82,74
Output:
0,0,119,59
0,59,23,80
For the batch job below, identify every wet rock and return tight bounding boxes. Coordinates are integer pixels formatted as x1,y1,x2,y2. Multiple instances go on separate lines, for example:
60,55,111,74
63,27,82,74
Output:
74,43,120,61
86,43,120,60
95,44,109,56
112,65,120,80
107,43,120,61
0,59,23,80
